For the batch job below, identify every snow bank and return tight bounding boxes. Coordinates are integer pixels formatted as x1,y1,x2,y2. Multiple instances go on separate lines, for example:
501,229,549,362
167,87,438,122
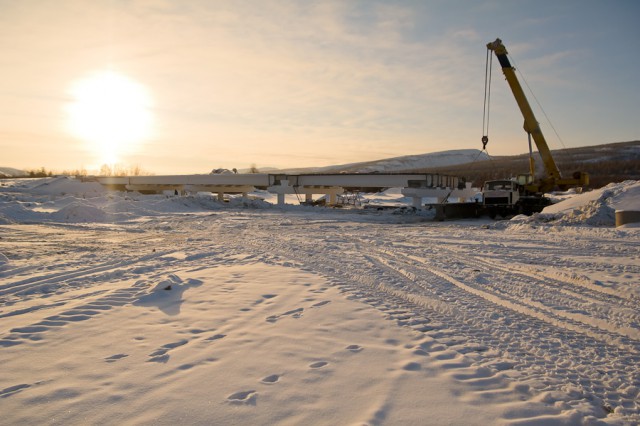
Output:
363,187,411,206
2,177,639,227
28,176,106,196
515,181,640,227
50,202,108,223
0,178,276,224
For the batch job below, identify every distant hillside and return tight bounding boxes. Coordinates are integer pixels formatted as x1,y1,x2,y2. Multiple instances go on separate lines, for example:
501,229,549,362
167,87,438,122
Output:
0,167,27,178
402,141,640,188
272,149,490,174
267,141,639,188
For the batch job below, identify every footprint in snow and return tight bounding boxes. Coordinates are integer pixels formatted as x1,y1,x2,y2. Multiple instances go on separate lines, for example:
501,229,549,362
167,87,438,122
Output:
205,334,226,341
403,362,422,371
309,361,329,369
105,353,128,363
227,390,257,405
283,307,303,318
346,344,363,353
434,351,457,361
260,374,280,384
266,307,304,323
147,339,188,363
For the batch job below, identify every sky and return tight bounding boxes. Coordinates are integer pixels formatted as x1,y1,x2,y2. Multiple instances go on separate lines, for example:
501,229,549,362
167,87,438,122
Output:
1,0,639,175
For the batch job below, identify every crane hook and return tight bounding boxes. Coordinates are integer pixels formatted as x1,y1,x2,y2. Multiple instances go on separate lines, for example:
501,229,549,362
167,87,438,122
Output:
481,135,488,150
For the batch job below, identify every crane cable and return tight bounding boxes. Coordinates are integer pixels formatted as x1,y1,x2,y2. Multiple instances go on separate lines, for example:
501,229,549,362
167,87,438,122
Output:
509,55,568,150
481,47,492,153
471,47,494,170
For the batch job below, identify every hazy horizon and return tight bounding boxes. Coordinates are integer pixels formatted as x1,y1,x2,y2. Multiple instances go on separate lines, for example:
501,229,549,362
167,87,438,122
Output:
2,1,639,175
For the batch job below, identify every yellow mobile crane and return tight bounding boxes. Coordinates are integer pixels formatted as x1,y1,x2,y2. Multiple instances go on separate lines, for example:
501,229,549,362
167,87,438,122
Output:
482,38,589,217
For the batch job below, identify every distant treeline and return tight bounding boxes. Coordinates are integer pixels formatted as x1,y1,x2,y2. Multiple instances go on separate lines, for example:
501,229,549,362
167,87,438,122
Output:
0,164,152,179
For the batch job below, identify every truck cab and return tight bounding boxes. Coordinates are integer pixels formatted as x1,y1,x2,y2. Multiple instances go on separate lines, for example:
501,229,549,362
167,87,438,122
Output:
483,179,521,218
482,175,552,218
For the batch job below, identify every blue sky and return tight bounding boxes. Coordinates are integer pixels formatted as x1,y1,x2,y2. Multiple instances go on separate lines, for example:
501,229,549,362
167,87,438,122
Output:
1,0,638,174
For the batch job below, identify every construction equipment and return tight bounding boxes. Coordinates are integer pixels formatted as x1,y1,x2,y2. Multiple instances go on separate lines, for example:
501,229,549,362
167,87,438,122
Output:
481,38,589,218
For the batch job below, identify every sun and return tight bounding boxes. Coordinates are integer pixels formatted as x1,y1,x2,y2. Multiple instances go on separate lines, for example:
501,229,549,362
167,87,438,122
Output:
67,70,153,165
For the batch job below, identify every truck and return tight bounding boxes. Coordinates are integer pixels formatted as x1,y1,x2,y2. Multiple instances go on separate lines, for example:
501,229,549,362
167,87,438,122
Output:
481,38,589,218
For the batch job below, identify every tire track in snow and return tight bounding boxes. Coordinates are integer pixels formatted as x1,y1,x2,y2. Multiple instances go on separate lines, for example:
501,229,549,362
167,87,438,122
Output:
367,247,640,389
383,229,640,337
394,250,640,344
0,258,130,296
229,216,640,420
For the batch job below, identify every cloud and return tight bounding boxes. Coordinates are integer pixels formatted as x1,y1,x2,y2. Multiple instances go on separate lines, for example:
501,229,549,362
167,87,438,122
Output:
6,0,627,172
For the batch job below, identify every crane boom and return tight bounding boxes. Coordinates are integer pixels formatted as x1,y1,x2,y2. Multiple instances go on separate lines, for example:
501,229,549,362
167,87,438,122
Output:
486,38,562,184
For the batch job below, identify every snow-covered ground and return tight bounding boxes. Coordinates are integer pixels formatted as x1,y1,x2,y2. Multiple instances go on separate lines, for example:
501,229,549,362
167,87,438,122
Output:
1,178,639,425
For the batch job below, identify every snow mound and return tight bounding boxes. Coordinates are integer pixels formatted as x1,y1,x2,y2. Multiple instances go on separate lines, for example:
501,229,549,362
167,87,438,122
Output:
0,202,46,223
517,181,640,227
51,202,108,223
29,177,106,196
227,196,274,209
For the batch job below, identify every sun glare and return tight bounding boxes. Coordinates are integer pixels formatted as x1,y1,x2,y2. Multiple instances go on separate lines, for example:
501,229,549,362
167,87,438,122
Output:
67,70,153,165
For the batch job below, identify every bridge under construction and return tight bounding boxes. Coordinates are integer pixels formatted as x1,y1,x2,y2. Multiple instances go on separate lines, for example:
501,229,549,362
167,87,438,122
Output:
93,172,476,208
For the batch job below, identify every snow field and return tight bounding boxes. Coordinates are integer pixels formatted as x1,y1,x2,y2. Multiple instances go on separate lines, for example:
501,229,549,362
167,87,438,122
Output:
1,177,639,424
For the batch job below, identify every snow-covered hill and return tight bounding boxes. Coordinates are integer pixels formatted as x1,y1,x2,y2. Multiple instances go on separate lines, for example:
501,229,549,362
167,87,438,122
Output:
0,167,27,178
267,149,489,174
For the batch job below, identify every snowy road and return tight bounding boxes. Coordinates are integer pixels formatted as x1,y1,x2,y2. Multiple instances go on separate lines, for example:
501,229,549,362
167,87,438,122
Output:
2,208,639,424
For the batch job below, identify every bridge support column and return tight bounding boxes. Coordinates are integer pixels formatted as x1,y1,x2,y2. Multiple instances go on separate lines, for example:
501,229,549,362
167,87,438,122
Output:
267,180,295,206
